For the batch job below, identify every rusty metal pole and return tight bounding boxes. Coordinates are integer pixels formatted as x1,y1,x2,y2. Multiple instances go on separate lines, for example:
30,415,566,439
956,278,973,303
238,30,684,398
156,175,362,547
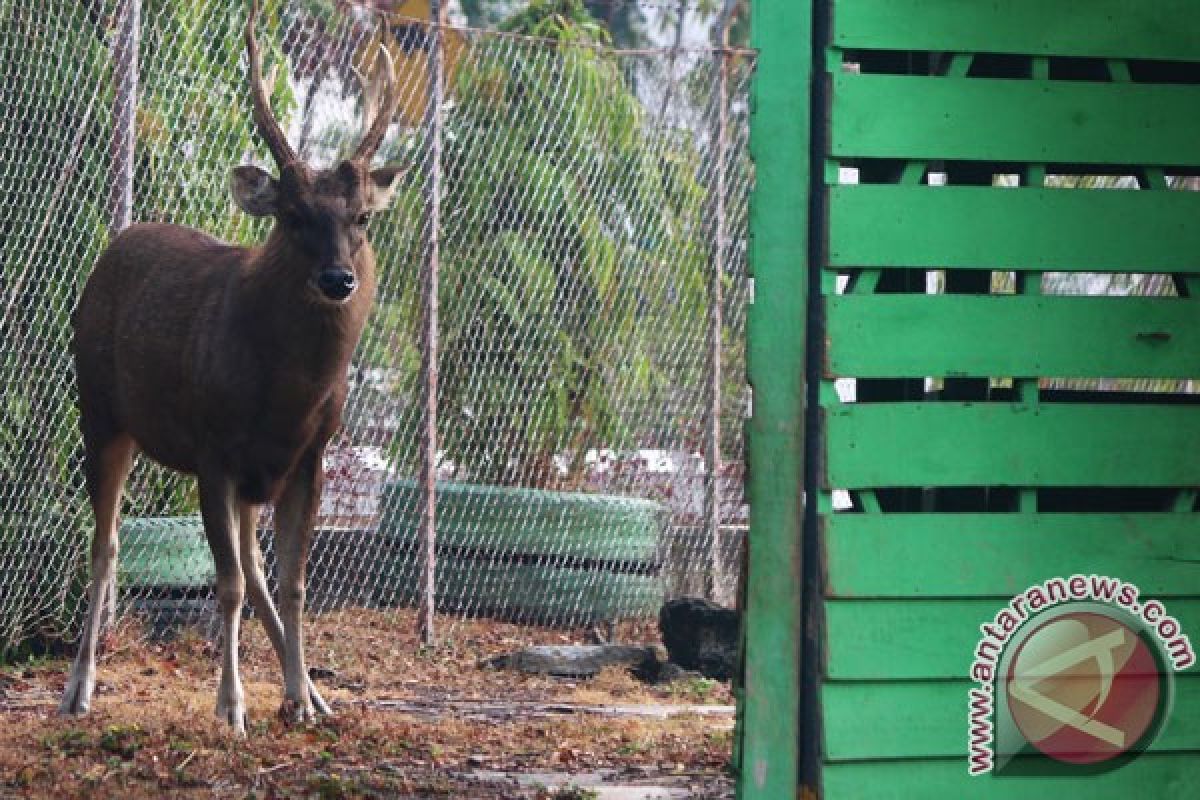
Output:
104,0,140,628
418,1,446,646
704,38,730,602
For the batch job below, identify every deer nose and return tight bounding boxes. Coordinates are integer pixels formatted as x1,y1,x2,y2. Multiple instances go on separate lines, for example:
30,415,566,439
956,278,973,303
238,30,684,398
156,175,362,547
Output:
316,268,356,301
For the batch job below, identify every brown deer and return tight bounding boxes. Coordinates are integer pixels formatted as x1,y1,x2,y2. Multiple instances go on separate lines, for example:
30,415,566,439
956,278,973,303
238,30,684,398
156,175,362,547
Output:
59,1,405,733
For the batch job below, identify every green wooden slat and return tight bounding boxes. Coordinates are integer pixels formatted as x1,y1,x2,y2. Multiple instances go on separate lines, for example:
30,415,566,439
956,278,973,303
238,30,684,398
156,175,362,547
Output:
832,73,1200,166
1108,58,1134,83
829,185,1200,272
849,268,881,294
824,678,1200,762
824,514,1200,598
823,755,1199,800
825,295,1200,379
826,599,1200,680
833,0,1200,62
943,53,972,79
826,403,1200,487
740,0,810,796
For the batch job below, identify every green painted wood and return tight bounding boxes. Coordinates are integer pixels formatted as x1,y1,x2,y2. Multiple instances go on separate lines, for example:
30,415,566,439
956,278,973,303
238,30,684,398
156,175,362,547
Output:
825,295,1200,378
832,73,1200,166
823,678,1200,761
823,755,1199,800
828,185,1200,272
740,0,810,796
833,0,1200,62
826,599,1200,680
825,403,1200,487
818,5,1200,797
824,514,1200,599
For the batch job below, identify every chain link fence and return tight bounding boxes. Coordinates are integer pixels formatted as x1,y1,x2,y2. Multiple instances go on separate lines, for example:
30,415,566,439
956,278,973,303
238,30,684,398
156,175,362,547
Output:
0,0,753,655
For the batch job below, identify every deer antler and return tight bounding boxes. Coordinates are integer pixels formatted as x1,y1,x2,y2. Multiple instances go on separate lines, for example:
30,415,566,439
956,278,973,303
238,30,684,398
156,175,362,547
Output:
352,33,399,164
350,63,375,124
246,0,297,167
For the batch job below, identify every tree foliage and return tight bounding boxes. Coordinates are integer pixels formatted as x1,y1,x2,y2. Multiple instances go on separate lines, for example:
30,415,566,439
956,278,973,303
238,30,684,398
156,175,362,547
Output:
427,0,711,486
462,0,749,49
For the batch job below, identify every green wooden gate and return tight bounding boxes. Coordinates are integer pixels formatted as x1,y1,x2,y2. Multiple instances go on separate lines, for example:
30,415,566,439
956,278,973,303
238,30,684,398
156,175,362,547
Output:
742,2,1200,798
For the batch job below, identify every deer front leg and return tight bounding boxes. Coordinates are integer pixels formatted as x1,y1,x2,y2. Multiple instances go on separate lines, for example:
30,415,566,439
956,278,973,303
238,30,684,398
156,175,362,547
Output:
198,467,247,735
238,502,331,715
273,447,323,724
60,435,135,716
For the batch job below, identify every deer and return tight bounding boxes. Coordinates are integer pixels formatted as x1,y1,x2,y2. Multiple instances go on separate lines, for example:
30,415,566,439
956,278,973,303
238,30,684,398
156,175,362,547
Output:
58,0,406,734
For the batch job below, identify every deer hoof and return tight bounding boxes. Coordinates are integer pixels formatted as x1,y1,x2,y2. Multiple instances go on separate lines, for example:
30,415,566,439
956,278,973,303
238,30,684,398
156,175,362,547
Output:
216,700,248,736
58,674,94,716
279,697,317,726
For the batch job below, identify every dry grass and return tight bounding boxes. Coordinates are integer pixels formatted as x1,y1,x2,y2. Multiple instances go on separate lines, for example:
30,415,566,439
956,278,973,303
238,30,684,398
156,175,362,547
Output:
0,609,733,798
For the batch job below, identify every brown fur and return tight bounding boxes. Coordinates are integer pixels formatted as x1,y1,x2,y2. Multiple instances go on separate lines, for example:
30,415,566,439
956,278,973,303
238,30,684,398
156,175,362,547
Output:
61,2,405,732
72,189,376,504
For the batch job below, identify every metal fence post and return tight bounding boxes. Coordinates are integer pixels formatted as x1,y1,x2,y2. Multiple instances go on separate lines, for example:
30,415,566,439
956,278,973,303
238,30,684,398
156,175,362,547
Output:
705,13,734,603
109,0,139,235
418,0,447,646
105,0,140,628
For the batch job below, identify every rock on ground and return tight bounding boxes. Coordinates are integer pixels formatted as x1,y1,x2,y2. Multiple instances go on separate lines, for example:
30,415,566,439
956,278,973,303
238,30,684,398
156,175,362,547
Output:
658,597,738,681
479,643,669,679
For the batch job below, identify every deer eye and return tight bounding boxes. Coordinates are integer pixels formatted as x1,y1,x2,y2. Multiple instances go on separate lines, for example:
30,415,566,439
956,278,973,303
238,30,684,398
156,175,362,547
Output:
355,212,372,227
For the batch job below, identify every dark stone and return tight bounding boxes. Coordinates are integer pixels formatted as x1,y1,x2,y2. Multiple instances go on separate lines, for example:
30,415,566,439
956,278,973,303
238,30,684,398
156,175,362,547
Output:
308,666,337,682
641,660,700,685
479,644,668,680
659,597,739,681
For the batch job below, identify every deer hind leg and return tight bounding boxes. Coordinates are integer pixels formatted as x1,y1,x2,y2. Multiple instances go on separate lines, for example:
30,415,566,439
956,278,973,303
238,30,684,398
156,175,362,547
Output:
272,447,323,724
60,433,135,716
238,502,330,715
198,467,247,735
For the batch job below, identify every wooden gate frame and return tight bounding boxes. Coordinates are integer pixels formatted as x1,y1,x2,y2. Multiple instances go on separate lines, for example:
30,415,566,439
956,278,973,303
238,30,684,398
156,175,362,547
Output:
737,2,811,798
740,2,1200,798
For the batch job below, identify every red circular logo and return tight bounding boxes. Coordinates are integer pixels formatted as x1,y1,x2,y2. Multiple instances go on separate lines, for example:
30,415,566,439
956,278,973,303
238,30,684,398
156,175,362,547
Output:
1005,612,1163,765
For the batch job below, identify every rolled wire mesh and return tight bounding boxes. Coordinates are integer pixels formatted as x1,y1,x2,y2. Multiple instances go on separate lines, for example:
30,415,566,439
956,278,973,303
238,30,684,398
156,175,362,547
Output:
0,1,752,653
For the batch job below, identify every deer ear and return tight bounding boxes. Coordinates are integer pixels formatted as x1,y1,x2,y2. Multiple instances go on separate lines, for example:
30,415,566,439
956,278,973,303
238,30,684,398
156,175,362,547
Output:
230,165,279,216
365,164,407,211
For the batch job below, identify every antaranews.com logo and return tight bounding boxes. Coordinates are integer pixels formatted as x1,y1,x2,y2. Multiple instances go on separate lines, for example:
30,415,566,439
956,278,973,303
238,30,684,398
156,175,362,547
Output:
968,575,1194,776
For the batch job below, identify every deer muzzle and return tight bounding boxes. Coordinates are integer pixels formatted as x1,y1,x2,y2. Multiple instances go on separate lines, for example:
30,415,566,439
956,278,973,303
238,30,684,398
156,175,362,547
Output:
315,268,357,302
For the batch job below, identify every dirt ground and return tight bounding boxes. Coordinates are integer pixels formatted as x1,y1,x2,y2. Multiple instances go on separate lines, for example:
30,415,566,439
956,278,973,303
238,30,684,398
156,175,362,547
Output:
0,609,735,799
